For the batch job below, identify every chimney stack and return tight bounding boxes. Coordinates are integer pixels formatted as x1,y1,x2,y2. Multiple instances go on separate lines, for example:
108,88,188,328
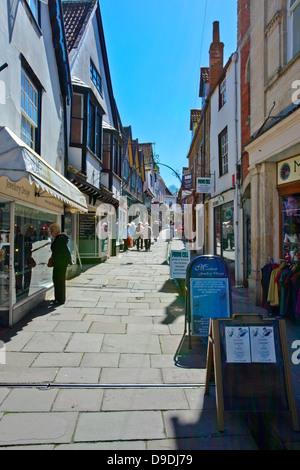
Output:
209,21,224,91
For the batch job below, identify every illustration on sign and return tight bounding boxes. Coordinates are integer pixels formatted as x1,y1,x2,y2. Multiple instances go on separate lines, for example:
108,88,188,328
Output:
225,326,251,363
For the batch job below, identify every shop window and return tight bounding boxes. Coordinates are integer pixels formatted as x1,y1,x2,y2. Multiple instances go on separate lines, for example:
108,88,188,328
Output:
21,68,39,151
281,194,300,260
214,202,235,265
14,205,56,301
218,127,228,176
0,202,11,308
288,0,300,60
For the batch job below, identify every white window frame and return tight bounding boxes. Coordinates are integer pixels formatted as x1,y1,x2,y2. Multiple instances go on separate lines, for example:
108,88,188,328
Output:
219,77,226,108
219,128,228,176
287,0,300,61
21,69,38,149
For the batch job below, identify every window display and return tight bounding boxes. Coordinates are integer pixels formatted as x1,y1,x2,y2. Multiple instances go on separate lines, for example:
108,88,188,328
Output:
14,204,57,300
0,202,11,308
281,194,300,261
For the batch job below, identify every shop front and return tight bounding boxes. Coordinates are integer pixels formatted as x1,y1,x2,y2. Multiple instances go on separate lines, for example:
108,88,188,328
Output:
213,199,235,281
277,155,300,262
0,127,87,326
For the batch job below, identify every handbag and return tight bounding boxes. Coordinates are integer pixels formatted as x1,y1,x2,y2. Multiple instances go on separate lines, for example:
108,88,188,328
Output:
47,257,53,267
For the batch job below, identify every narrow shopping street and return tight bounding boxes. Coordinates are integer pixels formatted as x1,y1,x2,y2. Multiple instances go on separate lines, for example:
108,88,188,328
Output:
0,238,260,450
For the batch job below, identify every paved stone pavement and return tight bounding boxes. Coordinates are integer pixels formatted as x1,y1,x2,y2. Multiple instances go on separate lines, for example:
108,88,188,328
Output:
0,237,299,450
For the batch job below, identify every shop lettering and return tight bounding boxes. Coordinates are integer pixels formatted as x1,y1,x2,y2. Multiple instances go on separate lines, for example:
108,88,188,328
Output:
294,160,300,173
292,80,300,105
6,180,30,198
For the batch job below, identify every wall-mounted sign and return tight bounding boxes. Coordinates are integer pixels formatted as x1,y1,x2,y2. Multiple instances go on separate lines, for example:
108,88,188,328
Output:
182,173,193,190
277,154,300,185
196,177,212,193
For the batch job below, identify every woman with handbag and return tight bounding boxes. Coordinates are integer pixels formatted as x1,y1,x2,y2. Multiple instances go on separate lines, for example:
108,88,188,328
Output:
48,223,72,305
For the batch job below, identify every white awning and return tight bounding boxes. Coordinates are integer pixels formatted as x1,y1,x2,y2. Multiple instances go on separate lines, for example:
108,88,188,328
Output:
0,127,88,212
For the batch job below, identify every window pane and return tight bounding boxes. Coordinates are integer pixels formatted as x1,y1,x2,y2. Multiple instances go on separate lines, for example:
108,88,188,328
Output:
293,4,300,56
70,119,83,144
88,102,96,152
72,94,82,119
70,94,83,144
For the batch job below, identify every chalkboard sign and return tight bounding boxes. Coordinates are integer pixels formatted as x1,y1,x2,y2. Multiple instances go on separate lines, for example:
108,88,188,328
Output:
184,255,232,346
205,315,299,432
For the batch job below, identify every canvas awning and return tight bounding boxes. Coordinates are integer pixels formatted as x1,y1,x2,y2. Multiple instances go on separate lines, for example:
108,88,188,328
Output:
0,127,87,212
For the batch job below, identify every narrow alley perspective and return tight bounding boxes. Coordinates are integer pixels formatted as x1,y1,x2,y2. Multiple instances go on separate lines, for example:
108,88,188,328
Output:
0,236,263,450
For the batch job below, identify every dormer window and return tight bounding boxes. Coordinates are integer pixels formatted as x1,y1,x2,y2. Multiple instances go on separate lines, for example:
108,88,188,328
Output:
90,60,102,96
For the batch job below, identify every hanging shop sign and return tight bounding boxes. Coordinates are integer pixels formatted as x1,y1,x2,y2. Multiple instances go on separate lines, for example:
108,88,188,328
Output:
196,177,212,193
205,314,299,433
170,250,191,279
182,174,193,191
277,154,300,186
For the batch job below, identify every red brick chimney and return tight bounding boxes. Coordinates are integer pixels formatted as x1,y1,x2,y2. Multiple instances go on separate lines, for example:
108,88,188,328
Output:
209,21,224,91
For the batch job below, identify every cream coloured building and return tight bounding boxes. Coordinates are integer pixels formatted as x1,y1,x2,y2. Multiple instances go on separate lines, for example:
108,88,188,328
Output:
245,0,300,306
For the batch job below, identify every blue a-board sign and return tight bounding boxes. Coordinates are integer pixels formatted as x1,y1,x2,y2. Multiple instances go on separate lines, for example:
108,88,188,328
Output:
185,255,232,343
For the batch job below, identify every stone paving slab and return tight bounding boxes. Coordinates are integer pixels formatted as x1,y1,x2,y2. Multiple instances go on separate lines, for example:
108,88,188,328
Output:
101,334,161,354
102,388,189,411
0,388,58,412
0,412,78,446
52,389,104,411
74,411,165,442
99,367,163,384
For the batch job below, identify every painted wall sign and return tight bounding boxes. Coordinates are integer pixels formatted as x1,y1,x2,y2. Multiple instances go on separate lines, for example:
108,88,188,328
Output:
277,154,300,185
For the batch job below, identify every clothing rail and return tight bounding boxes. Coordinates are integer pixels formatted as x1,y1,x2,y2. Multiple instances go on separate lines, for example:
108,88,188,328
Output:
266,256,299,264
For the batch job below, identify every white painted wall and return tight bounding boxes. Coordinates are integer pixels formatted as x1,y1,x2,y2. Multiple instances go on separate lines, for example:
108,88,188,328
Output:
0,2,65,171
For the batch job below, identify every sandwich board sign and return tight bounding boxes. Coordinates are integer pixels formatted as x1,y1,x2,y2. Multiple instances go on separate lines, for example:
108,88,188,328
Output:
185,255,232,346
205,314,299,433
170,250,191,279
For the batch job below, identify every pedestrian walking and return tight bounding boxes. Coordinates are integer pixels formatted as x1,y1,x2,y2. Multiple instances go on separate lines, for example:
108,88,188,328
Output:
136,222,144,251
48,223,72,305
143,222,152,251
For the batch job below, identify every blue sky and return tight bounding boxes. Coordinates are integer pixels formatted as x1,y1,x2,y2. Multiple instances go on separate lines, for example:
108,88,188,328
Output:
100,0,237,189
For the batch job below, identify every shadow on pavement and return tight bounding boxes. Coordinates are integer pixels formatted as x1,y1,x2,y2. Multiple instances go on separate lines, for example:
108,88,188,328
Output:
0,300,58,344
173,335,207,369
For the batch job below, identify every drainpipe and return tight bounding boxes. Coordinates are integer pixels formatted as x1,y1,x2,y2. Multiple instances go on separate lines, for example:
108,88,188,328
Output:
232,51,242,286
